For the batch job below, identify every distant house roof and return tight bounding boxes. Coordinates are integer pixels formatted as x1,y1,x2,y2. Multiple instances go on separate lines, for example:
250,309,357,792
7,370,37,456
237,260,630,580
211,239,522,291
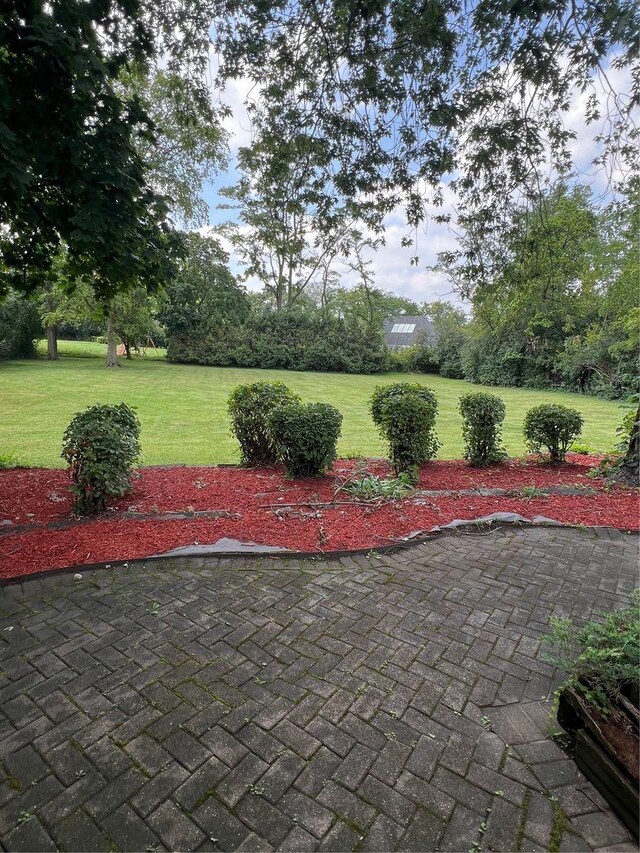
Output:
383,315,436,349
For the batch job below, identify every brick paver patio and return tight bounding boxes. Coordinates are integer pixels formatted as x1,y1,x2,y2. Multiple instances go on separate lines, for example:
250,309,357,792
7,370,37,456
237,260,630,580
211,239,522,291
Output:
0,526,638,852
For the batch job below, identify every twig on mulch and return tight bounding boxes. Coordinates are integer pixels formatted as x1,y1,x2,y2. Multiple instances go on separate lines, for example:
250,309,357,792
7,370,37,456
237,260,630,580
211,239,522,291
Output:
332,466,368,502
261,499,387,509
0,547,21,558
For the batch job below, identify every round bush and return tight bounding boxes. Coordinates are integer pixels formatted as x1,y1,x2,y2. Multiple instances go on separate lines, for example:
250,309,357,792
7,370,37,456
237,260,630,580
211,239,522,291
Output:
459,392,507,467
370,383,440,477
370,383,438,423
228,382,300,466
61,403,141,515
268,402,343,478
523,404,584,464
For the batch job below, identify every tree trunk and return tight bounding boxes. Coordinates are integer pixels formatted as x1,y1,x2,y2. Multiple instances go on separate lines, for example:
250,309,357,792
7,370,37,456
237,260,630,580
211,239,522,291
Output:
615,405,640,485
105,309,120,367
124,341,132,360
46,324,59,360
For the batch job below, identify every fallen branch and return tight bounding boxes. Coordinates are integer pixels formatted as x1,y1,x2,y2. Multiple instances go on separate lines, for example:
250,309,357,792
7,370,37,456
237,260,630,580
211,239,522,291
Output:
333,466,369,501
261,499,388,509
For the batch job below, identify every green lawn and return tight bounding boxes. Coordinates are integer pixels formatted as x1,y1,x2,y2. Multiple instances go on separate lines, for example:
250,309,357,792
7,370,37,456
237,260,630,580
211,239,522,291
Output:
0,339,627,468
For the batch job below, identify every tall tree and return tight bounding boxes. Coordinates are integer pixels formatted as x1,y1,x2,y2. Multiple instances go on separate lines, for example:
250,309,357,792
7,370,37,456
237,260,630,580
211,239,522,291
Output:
110,289,162,362
558,193,640,396
0,0,217,299
38,281,97,362
446,185,602,386
422,301,469,378
159,233,249,355
34,248,98,360
221,117,359,311
331,286,420,332
120,67,228,228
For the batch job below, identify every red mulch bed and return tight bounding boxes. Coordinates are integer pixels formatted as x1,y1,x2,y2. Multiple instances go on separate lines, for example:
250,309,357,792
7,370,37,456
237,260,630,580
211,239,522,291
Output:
1,455,637,579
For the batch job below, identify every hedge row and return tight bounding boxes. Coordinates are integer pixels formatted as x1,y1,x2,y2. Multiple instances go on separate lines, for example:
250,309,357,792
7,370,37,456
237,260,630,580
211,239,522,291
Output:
167,312,388,374
60,394,584,515
227,382,585,482
227,382,342,477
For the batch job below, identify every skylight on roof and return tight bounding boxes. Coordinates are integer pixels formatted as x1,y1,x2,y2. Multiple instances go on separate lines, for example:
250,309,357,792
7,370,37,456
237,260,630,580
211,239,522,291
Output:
391,323,416,334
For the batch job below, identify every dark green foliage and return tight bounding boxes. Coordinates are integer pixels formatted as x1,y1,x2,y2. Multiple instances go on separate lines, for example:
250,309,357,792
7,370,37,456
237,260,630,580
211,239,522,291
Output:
543,592,640,713
61,404,141,515
523,404,584,463
425,301,468,379
0,292,41,359
268,402,343,478
228,382,300,466
461,332,534,388
370,383,440,477
459,392,507,467
617,404,639,451
387,345,439,375
0,2,191,299
449,187,639,399
161,234,250,355
167,310,388,374
613,402,640,485
302,341,357,373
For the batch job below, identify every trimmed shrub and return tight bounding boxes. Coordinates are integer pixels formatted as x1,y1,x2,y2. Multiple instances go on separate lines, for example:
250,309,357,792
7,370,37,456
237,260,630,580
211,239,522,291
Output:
228,382,300,466
61,403,141,515
268,402,343,478
370,382,436,424
523,403,584,463
459,392,507,467
370,383,440,477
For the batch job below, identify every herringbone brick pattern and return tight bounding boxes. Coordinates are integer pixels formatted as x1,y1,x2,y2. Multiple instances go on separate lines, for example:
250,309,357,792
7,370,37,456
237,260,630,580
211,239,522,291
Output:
0,527,637,852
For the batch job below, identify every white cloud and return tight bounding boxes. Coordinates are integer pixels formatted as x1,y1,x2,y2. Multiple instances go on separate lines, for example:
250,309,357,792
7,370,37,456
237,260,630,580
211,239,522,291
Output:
201,54,635,309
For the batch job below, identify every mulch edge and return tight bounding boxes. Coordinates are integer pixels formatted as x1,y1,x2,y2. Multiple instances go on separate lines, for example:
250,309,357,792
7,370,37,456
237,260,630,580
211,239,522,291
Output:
1,519,637,589
1,486,609,538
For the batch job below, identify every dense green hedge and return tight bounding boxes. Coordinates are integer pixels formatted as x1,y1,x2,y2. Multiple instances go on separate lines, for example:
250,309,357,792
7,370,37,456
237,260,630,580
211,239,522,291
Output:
166,311,389,374
61,403,141,514
0,292,40,359
269,401,343,477
228,381,300,465
370,383,440,478
459,392,507,466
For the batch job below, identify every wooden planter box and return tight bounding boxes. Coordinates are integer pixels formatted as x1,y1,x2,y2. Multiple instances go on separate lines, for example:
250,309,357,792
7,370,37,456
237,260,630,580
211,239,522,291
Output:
558,686,639,837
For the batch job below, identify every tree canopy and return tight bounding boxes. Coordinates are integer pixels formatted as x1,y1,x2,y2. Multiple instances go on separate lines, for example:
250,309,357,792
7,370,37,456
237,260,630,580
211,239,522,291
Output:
159,233,250,345
212,0,638,249
0,0,220,300
120,67,228,228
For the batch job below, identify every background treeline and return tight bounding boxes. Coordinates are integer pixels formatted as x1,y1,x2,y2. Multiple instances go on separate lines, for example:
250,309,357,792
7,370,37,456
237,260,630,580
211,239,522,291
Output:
2,186,637,400
449,186,639,399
